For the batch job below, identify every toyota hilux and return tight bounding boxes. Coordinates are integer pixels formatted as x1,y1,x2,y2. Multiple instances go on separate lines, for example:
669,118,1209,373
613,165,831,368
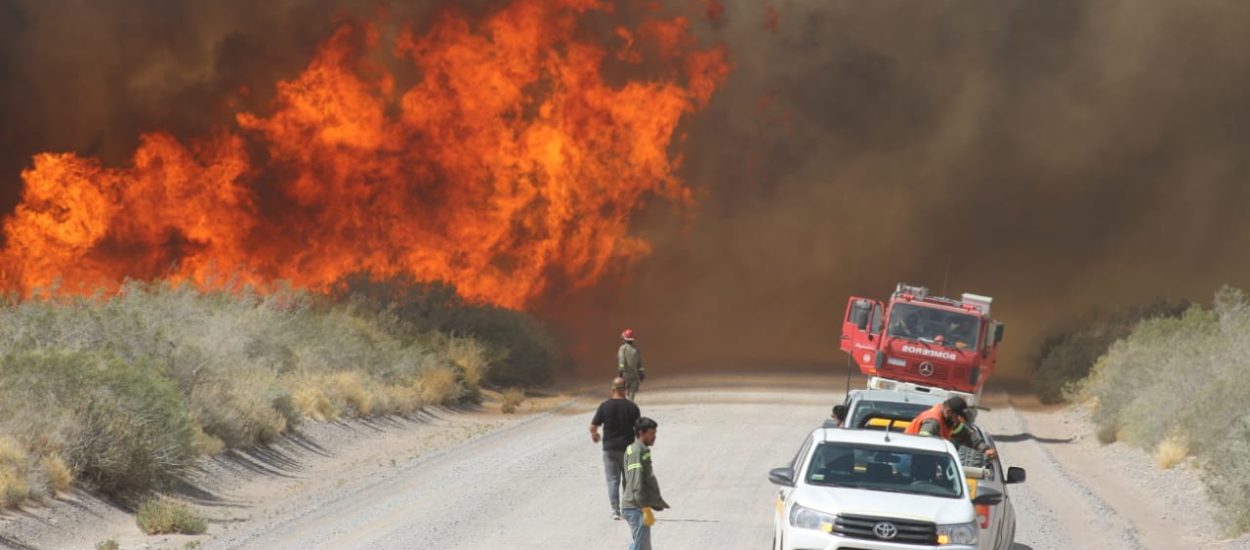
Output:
769,427,1001,550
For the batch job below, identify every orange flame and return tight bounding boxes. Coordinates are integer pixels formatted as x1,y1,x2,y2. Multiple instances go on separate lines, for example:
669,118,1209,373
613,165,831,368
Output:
0,0,728,308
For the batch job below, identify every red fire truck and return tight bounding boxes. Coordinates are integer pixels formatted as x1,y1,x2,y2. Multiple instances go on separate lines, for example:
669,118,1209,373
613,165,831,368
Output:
840,283,1005,407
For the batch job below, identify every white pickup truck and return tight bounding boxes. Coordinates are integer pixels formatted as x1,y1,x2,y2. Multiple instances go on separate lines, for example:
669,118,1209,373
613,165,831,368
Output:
769,427,999,550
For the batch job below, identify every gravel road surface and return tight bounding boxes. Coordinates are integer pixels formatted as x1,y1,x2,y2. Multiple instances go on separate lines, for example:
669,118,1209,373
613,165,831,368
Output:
12,376,1237,550
195,376,1232,550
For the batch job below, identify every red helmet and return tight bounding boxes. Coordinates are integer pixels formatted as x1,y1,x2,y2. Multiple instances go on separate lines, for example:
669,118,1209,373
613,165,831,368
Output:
621,328,635,341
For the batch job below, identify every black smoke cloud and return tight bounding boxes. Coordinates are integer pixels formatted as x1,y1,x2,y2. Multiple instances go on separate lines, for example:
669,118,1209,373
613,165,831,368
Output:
3,1,1249,383
0,0,514,214
546,0,1250,381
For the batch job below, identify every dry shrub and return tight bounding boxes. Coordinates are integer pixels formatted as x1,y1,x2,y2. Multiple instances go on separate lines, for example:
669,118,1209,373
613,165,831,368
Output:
1155,436,1189,469
446,336,490,390
0,437,31,509
185,364,290,449
380,383,424,415
39,453,73,494
136,498,207,535
191,427,225,456
292,386,339,422
324,371,374,417
418,366,462,405
1080,287,1250,533
501,388,525,414
95,539,120,550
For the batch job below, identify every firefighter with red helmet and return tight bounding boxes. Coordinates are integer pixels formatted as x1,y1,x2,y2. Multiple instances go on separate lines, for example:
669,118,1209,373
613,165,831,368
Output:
618,329,644,400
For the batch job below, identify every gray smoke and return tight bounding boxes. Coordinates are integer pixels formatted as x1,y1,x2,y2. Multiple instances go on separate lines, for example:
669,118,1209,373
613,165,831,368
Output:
546,0,1250,381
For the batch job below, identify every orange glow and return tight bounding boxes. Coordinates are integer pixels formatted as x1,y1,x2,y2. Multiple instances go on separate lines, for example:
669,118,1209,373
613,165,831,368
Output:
0,0,728,308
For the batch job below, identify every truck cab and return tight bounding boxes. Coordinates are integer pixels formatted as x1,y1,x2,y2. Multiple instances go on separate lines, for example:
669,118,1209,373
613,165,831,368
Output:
840,284,1005,406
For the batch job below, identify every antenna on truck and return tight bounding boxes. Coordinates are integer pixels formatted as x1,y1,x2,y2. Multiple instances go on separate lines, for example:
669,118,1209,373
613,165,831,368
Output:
940,255,952,296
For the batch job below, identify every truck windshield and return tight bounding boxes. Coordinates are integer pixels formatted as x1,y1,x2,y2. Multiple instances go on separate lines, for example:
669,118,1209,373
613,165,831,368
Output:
886,303,981,349
805,443,962,499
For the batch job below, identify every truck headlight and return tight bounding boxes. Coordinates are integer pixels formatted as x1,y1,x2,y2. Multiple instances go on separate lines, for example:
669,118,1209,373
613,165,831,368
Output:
789,503,835,532
936,521,978,545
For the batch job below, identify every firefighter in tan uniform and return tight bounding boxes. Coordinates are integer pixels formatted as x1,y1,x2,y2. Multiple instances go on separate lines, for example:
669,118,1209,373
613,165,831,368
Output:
617,329,645,400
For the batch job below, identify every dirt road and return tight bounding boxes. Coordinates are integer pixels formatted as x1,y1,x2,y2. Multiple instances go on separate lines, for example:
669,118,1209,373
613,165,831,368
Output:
195,375,1234,550
7,375,1238,549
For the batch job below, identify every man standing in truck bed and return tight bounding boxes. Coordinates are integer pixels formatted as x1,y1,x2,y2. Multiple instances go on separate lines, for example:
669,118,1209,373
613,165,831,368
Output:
906,396,998,460
618,329,645,400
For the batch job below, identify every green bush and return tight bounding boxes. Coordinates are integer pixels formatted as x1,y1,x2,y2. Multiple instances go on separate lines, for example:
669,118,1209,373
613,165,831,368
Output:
136,498,207,535
1030,298,1188,403
335,275,562,386
1077,287,1250,533
0,352,195,495
0,279,537,498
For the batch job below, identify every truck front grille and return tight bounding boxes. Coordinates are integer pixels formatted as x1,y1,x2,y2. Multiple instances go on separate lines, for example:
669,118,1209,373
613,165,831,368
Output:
833,514,936,545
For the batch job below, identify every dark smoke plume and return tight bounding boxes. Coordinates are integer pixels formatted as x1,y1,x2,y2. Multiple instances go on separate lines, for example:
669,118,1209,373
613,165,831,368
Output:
547,0,1250,381
3,1,1249,383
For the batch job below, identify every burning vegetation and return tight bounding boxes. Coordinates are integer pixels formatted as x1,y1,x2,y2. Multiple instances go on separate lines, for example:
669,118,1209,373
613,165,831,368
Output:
0,0,728,308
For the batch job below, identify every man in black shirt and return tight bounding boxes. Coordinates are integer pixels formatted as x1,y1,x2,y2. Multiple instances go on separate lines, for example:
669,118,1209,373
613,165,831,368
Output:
590,377,641,520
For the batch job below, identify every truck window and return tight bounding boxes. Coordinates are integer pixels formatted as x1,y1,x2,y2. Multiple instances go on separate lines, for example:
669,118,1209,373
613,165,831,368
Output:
887,303,981,349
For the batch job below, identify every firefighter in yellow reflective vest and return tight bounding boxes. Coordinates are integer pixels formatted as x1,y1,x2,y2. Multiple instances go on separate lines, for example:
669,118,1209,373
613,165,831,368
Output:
906,397,997,460
622,417,669,550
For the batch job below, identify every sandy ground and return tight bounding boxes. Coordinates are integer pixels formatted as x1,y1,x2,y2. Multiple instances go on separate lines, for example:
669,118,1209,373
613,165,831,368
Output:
2,375,1248,550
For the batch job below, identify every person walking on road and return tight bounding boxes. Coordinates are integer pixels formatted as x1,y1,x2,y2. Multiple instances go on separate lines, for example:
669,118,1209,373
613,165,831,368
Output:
622,417,669,550
590,377,642,521
618,329,645,400
905,396,998,459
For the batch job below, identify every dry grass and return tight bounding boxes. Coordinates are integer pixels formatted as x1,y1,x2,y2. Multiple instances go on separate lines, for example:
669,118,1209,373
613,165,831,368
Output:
95,539,120,550
1155,436,1189,469
0,281,534,500
501,388,525,414
325,371,374,417
380,383,424,415
39,453,73,494
418,366,462,406
136,498,207,535
292,386,339,422
446,336,490,390
0,437,32,509
191,426,226,456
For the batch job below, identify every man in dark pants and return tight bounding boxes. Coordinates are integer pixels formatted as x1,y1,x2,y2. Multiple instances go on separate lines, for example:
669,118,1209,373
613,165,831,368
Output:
590,377,641,520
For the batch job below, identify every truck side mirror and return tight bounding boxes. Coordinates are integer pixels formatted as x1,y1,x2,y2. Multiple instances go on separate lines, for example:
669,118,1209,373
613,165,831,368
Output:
993,323,1005,345
769,467,796,487
1006,466,1026,484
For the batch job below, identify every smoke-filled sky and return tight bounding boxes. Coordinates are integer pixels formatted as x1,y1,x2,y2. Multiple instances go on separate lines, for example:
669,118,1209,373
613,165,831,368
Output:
3,0,1250,381
546,0,1250,380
